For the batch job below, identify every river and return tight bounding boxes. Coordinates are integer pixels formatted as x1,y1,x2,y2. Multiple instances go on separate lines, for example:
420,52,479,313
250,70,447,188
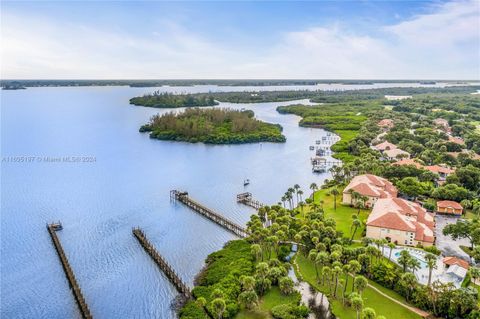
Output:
0,82,470,318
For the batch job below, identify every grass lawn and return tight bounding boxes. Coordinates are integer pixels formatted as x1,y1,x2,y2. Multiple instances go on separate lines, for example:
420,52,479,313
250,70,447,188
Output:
235,287,299,319
305,188,369,240
295,254,422,319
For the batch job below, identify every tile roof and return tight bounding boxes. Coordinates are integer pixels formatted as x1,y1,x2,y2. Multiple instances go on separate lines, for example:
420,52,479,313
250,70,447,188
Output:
343,174,398,199
443,256,470,269
392,158,423,169
384,148,410,159
448,136,465,145
437,200,463,210
425,165,455,174
372,141,398,151
367,197,435,243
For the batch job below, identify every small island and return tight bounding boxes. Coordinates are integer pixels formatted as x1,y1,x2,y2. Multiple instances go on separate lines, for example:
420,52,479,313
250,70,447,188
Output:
130,91,218,108
140,108,286,144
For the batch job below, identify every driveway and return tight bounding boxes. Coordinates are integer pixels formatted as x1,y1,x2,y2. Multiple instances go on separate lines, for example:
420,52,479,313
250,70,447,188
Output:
435,215,471,259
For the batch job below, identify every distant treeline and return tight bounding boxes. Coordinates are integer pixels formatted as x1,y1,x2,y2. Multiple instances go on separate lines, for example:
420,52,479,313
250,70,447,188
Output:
140,108,285,144
130,91,218,108
1,79,474,88
205,86,480,104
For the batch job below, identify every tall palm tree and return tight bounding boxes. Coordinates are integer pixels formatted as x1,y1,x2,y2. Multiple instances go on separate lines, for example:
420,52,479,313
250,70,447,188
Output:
350,218,362,241
387,242,396,260
354,275,368,297
333,266,342,298
310,183,318,201
351,295,363,319
331,187,340,211
425,253,437,286
211,298,226,319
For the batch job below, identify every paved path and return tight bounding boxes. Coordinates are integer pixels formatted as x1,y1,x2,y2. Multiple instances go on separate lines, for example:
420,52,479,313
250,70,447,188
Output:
293,257,430,318
365,282,430,318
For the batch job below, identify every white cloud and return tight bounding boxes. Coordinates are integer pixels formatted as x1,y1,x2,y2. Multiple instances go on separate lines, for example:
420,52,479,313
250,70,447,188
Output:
1,0,479,79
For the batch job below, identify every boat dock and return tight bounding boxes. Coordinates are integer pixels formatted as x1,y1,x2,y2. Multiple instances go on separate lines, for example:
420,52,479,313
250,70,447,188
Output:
132,227,191,299
46,222,93,319
170,190,248,238
236,192,264,210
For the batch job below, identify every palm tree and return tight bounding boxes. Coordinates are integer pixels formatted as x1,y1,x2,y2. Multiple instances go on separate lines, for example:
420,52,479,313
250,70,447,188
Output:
361,308,377,319
331,187,340,211
469,267,480,286
238,290,258,310
351,218,362,241
251,244,262,262
400,273,417,302
348,260,362,293
309,250,319,278
211,298,226,319
316,252,329,283
408,258,421,275
298,190,304,203
240,275,256,291
354,275,368,297
351,295,363,319
398,250,412,272
333,265,342,298
425,253,437,286
310,183,318,201
341,264,351,298
387,242,396,260
293,184,300,205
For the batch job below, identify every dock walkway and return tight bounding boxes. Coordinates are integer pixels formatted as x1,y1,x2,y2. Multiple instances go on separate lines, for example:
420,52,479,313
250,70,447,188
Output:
133,227,192,299
170,190,248,238
236,192,264,210
46,223,93,319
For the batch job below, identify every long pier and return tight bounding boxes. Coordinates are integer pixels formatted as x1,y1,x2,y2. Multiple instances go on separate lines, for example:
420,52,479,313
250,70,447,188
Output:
132,227,192,299
237,192,264,210
170,190,248,238
46,222,93,319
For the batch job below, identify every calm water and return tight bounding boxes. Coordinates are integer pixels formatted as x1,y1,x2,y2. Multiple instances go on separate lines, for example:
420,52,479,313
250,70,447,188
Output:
1,82,474,318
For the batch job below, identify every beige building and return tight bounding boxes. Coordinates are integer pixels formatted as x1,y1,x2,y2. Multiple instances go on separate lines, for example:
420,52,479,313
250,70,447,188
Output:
366,198,435,246
342,174,397,208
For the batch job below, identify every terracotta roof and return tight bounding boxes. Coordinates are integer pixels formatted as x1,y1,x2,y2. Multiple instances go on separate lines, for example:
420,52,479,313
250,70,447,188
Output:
448,136,465,145
425,165,455,174
378,119,394,127
437,200,463,210
392,159,423,169
384,148,410,159
367,198,435,243
343,174,398,199
443,257,470,269
373,141,397,151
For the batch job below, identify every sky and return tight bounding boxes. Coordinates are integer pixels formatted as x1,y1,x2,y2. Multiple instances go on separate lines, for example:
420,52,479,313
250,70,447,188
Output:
1,0,479,80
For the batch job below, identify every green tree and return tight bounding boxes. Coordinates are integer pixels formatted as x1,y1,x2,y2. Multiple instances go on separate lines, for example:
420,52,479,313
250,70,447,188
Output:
354,275,368,297
238,290,258,310
425,253,437,286
279,276,295,295
361,307,376,319
351,295,364,319
331,188,340,210
211,298,226,319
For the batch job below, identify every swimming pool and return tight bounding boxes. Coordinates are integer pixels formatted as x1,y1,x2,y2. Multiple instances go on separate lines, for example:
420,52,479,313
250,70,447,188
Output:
394,251,428,269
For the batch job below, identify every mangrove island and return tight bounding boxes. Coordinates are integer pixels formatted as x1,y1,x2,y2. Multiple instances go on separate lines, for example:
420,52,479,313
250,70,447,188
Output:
130,91,218,108
140,108,286,144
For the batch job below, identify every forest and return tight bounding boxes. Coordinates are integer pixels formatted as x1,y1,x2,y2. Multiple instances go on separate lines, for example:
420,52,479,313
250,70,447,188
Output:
129,91,218,108
140,108,286,144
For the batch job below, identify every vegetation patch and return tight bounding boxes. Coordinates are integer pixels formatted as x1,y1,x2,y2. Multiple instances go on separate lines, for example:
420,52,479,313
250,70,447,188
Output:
140,108,286,144
130,91,218,108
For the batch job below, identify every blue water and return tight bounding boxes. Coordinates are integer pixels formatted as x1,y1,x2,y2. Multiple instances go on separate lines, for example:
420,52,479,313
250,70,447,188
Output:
1,86,341,319
2,83,470,318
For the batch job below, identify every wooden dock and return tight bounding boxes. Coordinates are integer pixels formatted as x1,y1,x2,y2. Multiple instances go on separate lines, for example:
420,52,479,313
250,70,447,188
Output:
46,223,93,319
132,227,192,299
170,190,248,238
236,192,264,210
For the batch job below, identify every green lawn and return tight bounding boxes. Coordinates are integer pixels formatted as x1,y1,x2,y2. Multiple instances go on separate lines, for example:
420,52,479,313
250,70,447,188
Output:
307,188,369,240
235,287,299,319
295,254,422,319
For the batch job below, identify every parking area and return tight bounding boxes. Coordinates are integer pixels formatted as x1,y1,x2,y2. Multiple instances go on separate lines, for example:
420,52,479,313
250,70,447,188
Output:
435,215,471,259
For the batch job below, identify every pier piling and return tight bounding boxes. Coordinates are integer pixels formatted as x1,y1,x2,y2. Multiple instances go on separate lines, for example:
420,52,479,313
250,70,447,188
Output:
132,227,191,299
170,190,248,238
46,222,93,319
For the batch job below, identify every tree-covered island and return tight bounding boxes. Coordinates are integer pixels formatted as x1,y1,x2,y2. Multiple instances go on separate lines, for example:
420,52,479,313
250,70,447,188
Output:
130,91,218,108
140,108,286,144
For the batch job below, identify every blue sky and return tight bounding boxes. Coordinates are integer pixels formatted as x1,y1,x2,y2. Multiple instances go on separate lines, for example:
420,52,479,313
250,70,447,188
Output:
1,0,479,79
